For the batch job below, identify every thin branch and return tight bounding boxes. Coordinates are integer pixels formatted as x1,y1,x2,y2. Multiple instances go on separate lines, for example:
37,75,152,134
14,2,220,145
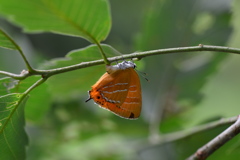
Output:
187,115,240,160
35,60,104,78
33,45,240,77
129,44,240,60
0,71,22,79
138,116,238,152
146,116,238,146
1,44,240,79
0,70,30,80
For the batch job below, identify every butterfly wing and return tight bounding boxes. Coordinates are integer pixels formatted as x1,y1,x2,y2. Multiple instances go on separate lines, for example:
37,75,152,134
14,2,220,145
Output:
91,69,131,105
89,68,141,119
120,68,142,119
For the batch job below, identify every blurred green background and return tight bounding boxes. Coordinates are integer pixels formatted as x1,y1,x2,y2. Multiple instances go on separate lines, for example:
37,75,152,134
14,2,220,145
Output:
1,0,240,159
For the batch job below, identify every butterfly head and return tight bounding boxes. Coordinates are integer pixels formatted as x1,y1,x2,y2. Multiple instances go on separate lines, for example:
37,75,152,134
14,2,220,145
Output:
106,61,136,74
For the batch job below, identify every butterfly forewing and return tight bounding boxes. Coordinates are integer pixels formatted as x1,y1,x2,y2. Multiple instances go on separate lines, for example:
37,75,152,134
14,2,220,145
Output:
100,69,131,106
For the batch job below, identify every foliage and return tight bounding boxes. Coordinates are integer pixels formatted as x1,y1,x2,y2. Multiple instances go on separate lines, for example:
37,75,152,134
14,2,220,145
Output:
0,92,28,159
0,0,240,160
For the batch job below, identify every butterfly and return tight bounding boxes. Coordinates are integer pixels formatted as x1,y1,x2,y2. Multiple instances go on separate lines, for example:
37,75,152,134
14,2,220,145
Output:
86,61,142,119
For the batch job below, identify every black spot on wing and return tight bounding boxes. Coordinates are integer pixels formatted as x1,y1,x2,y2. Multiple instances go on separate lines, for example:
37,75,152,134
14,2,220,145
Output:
129,112,135,118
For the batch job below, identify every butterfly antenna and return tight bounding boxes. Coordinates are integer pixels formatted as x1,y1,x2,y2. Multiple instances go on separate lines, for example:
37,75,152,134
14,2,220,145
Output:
135,69,149,82
85,91,92,102
85,97,92,102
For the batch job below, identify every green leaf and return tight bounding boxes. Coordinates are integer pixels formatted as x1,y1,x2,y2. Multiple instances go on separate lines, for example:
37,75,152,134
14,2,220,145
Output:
0,93,28,160
0,28,19,50
0,0,111,43
11,76,51,123
0,77,18,96
41,44,121,101
0,77,50,123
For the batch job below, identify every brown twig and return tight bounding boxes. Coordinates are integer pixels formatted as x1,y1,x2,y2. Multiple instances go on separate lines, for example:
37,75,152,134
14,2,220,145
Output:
186,115,240,160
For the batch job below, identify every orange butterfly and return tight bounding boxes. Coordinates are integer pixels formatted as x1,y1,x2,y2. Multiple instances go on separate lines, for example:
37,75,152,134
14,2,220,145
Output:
86,61,142,119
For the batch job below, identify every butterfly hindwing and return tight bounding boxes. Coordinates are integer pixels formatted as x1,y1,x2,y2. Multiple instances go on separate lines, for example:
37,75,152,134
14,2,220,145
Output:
87,61,142,119
120,68,142,118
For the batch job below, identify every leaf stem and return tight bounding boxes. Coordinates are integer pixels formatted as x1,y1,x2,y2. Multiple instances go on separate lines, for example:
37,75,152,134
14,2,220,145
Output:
23,77,47,95
17,48,34,73
0,28,34,72
96,42,110,65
